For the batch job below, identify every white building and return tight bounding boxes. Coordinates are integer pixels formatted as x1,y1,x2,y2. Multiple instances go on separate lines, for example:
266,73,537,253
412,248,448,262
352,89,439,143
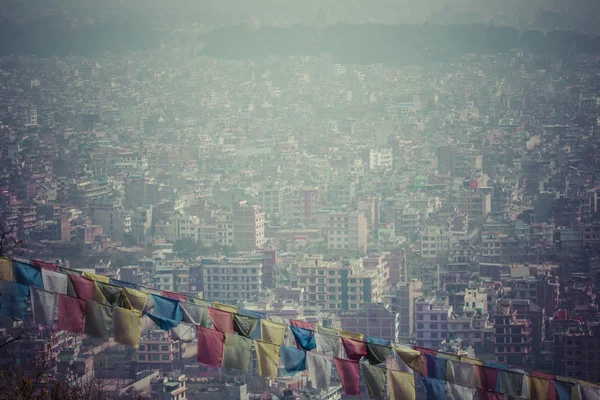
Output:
369,148,393,170
202,258,263,304
326,212,368,253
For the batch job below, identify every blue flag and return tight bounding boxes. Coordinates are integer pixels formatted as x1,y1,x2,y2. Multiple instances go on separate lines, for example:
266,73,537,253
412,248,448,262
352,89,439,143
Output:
425,354,447,381
151,294,182,322
13,261,43,289
420,376,446,400
290,325,317,351
0,281,30,319
366,336,390,346
280,345,306,376
147,313,181,331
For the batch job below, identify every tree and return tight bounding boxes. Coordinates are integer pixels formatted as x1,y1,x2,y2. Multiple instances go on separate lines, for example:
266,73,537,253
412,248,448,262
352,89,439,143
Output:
172,237,200,260
0,219,22,257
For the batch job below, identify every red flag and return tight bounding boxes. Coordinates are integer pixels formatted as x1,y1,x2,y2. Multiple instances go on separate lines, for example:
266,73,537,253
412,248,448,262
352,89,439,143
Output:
334,358,360,396
31,260,57,271
69,275,95,300
414,346,438,356
341,337,367,361
290,319,315,331
58,294,85,334
476,388,503,400
475,365,499,391
161,290,186,301
207,307,234,333
197,326,224,367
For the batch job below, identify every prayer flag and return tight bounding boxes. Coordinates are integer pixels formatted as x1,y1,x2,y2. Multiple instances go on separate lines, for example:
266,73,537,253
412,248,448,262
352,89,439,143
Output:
161,290,186,301
476,388,503,400
58,294,85,334
94,282,123,306
197,326,224,367
290,319,315,330
315,331,341,357
498,370,525,397
114,307,142,348
31,287,57,327
181,302,210,327
553,380,573,400
425,354,448,381
109,278,137,289
446,382,475,400
0,258,14,292
207,307,234,333
420,376,446,400
316,325,339,336
366,342,391,365
280,346,306,376
528,376,550,400
152,294,182,321
147,313,181,331
0,281,29,319
474,365,499,391
41,269,68,294
123,288,148,313
447,360,474,386
238,308,264,340
213,302,237,313
69,275,95,301
341,337,367,361
334,358,361,396
307,352,333,391
84,300,113,340
171,322,197,342
31,260,57,271
255,339,280,378
339,329,364,341
290,325,317,351
388,369,416,400
260,319,286,345
394,347,426,375
233,313,259,338
13,261,43,289
222,333,252,372
366,336,390,346
361,363,386,400
83,272,109,283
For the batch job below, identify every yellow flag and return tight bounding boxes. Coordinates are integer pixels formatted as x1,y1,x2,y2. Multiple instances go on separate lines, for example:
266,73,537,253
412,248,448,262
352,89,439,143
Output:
261,320,286,345
460,356,484,366
114,307,142,348
83,272,109,283
122,288,148,313
339,329,364,341
528,376,549,400
0,258,14,293
387,369,415,400
394,347,425,375
255,340,280,378
213,302,238,313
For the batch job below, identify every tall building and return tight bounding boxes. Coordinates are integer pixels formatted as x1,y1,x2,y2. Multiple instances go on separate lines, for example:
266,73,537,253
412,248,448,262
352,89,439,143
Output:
326,212,368,253
493,301,533,366
369,148,393,170
295,255,371,312
232,201,265,251
202,257,263,304
414,298,452,349
340,303,395,342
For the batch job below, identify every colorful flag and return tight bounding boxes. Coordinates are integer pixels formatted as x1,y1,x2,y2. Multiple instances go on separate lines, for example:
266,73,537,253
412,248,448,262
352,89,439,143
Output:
341,337,367,361
0,258,14,292
84,300,113,340
260,319,286,345
394,347,425,375
366,336,390,346
161,290,186,301
31,260,57,271
41,269,67,294
580,385,600,400
388,369,416,400
307,352,333,391
498,370,524,397
181,302,210,327
255,339,280,378
476,388,503,400
171,322,197,343
290,319,315,330
420,376,446,400
213,302,237,313
122,288,148,313
425,354,447,380
83,272,109,283
446,382,475,400
114,307,142,348
366,342,391,365
552,380,573,400
238,308,264,340
222,333,252,372
152,294,182,322
280,346,306,376
94,282,123,306
474,365,499,391
290,325,317,351
316,325,339,336
0,281,30,319
147,313,181,331
361,363,386,400
233,313,259,338
109,278,137,289
69,275,96,301
528,376,550,400
339,329,364,341
31,287,57,326
197,326,224,367
58,294,85,334
13,261,43,289
334,358,361,396
188,297,212,307
315,332,340,357
207,307,234,333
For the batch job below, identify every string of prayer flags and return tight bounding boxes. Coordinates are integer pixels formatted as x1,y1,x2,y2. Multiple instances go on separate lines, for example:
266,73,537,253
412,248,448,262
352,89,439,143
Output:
31,287,57,327
473,365,499,391
114,307,142,348
315,325,339,336
290,325,316,351
84,300,113,340
188,297,212,307
233,313,259,338
388,369,416,400
447,360,474,386
580,385,600,400
0,258,14,292
339,329,364,341
395,347,426,375
0,281,29,319
255,339,280,378
69,275,95,301
420,376,446,400
207,307,234,334
553,380,573,400
341,337,367,361
366,342,391,365
147,313,181,331
213,302,238,314
366,336,390,346
31,260,56,271
161,290,186,301
152,294,182,322
222,333,252,372
446,382,476,400
315,331,341,357
41,269,67,294
58,294,85,334
307,352,332,391
109,278,137,289
334,357,361,396
425,354,447,380
238,308,264,340
197,326,224,367
13,261,43,289
361,363,386,400
171,322,197,343
122,288,148,313
83,272,109,283
260,319,286,346
280,346,306,376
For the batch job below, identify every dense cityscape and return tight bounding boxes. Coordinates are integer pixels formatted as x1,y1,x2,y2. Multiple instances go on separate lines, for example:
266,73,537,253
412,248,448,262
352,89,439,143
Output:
2,1,600,400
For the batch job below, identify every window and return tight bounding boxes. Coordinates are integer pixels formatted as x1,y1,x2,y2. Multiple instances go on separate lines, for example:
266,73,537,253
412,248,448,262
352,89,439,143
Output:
430,315,438,321
430,323,438,329
139,345,146,351
151,354,159,361
417,314,423,321
161,345,169,351
431,332,438,338
138,355,146,361
162,355,170,361
417,323,424,329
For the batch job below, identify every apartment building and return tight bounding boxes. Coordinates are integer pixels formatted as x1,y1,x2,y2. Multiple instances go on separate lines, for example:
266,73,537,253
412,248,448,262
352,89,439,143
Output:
420,224,450,259
369,148,393,170
257,184,284,218
232,201,265,251
326,212,368,253
150,373,187,400
414,298,452,349
137,331,182,373
493,302,533,366
296,255,371,312
202,258,263,304
340,303,395,342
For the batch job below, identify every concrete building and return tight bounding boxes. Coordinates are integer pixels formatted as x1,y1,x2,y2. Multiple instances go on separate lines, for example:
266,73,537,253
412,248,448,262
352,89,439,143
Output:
493,302,532,366
420,224,450,259
369,148,393,170
202,257,263,304
340,303,395,342
150,373,187,400
257,184,284,219
232,201,265,251
414,298,452,349
326,211,368,253
137,331,182,373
